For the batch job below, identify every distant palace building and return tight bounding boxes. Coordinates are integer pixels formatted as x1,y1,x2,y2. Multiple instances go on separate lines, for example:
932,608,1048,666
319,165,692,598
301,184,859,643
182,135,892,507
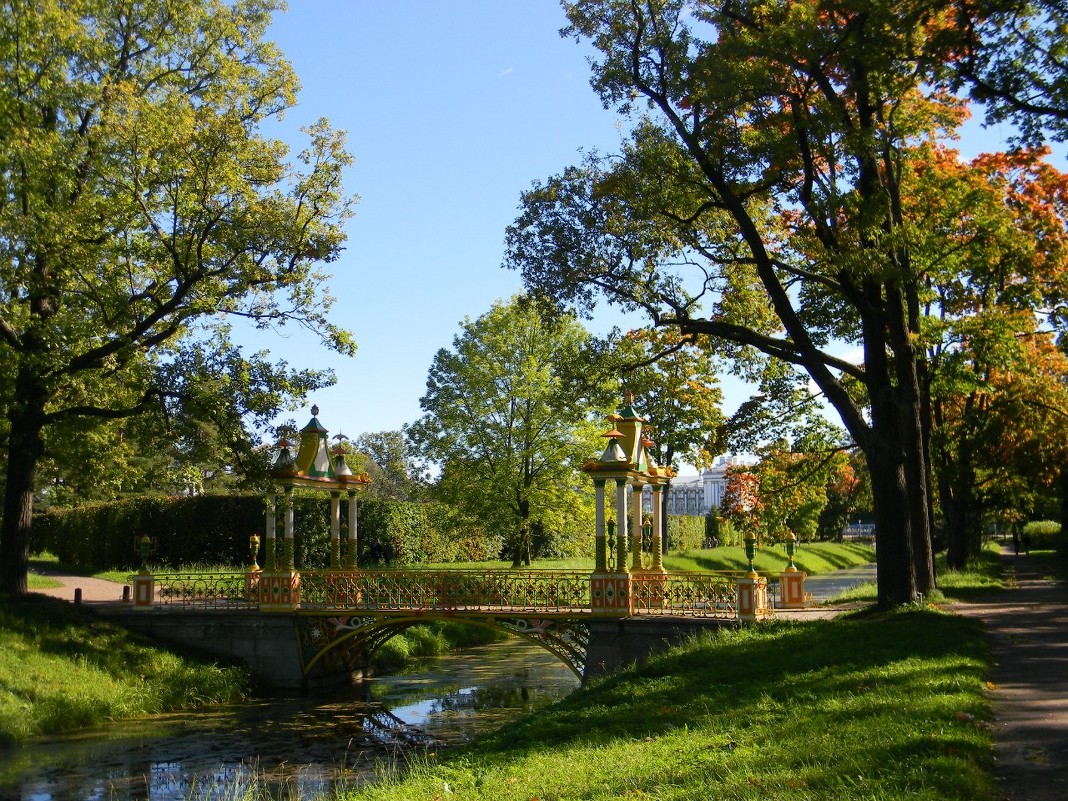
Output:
644,455,752,516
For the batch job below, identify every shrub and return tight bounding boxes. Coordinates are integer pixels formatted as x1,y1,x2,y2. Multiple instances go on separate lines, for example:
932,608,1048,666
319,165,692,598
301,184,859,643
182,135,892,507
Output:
1022,520,1061,550
667,514,705,552
32,494,492,570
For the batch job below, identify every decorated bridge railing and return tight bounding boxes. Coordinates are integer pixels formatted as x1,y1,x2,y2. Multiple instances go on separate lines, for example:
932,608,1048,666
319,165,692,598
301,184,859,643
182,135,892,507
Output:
138,568,779,620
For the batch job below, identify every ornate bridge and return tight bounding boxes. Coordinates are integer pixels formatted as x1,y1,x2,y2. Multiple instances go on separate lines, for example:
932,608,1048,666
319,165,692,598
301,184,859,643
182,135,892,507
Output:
121,401,810,688
127,566,793,686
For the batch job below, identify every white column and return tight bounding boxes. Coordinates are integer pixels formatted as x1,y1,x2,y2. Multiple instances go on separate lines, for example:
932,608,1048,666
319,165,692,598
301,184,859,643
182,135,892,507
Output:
594,480,607,572
265,494,276,570
347,491,358,567
631,482,644,571
615,480,628,574
284,487,295,570
652,484,664,571
330,491,341,568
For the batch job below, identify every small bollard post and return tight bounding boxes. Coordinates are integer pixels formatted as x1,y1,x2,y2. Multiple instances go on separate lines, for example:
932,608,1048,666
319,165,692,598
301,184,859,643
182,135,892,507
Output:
74,587,82,605
122,585,131,602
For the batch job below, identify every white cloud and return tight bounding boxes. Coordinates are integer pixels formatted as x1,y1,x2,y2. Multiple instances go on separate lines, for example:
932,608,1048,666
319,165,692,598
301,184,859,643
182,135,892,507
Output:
499,66,513,77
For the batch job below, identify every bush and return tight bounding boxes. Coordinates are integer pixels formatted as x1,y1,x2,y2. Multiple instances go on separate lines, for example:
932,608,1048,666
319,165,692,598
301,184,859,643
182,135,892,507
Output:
667,514,705,552
32,494,492,570
1022,520,1061,550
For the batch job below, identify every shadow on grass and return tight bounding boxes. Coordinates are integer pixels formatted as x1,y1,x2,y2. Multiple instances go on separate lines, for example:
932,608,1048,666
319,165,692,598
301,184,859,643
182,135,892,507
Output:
455,610,991,799
0,593,247,679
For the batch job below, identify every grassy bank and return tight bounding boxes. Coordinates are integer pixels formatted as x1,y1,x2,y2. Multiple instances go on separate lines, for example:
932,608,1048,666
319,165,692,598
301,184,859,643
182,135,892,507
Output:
831,541,1010,604
343,609,994,801
0,594,250,743
664,540,874,574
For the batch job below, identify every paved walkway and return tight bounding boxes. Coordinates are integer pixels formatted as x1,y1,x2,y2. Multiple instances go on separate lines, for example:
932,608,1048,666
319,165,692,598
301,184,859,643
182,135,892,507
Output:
950,550,1068,801
30,568,130,604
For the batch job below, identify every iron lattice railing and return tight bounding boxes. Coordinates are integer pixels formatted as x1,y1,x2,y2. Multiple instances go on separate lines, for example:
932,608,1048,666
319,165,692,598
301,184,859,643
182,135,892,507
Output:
631,572,738,617
150,572,257,609
298,569,593,613
143,569,750,619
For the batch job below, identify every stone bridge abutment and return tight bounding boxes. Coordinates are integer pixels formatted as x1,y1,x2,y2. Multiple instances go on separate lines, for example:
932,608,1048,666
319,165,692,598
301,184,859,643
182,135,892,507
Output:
100,607,739,691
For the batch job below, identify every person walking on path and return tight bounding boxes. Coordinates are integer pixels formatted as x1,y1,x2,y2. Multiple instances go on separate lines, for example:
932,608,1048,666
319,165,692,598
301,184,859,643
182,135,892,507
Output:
951,548,1068,801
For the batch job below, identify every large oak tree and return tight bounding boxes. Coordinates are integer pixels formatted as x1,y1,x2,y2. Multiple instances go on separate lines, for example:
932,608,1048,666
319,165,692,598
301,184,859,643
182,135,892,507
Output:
507,0,979,605
0,0,355,592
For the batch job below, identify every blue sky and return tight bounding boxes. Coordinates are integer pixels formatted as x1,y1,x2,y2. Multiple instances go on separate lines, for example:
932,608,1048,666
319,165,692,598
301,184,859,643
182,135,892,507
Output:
253,2,625,445
252,2,1039,465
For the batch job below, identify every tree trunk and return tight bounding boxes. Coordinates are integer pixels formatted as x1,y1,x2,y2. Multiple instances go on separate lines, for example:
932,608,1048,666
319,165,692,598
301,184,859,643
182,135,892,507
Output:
512,497,532,567
0,367,49,594
942,454,982,570
865,439,919,606
854,297,924,607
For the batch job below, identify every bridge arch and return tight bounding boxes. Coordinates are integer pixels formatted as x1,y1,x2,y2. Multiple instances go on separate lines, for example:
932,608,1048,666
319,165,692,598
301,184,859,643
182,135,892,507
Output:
295,613,590,683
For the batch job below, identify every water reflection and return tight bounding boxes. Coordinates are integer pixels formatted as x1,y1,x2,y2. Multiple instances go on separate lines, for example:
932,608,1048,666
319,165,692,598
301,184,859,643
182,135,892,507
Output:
0,637,580,800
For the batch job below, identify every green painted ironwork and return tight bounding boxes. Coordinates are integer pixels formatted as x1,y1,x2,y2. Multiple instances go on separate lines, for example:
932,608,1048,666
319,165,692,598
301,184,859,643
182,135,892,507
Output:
145,569,745,620
151,572,257,609
298,569,593,613
294,613,592,679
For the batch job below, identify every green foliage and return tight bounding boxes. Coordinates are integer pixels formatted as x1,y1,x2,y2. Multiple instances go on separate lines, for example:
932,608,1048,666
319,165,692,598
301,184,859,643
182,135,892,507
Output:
665,514,704,552
1022,520,1062,550
606,328,725,470
409,296,612,565
344,610,994,801
0,595,249,742
354,430,428,501
951,0,1068,146
0,0,356,592
31,495,492,570
32,495,265,570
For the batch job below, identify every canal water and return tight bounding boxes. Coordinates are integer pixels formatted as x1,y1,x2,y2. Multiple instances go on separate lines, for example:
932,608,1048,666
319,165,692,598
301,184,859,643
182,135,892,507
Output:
0,637,581,800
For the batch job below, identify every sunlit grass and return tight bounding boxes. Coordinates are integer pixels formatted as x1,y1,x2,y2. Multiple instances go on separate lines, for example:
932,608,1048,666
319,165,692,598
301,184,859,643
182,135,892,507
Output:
340,609,995,801
827,540,1011,605
0,594,250,743
423,541,876,576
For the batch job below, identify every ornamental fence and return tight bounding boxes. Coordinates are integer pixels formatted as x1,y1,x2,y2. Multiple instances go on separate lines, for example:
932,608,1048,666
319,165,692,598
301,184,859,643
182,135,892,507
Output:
143,568,772,620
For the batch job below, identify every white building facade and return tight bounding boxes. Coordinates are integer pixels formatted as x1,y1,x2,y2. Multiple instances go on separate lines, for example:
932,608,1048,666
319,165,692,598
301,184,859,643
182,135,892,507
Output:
644,456,749,516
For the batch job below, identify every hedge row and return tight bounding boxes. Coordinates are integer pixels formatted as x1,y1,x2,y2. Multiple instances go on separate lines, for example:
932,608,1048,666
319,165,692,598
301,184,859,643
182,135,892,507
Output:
32,493,494,570
666,514,706,552
1021,520,1062,551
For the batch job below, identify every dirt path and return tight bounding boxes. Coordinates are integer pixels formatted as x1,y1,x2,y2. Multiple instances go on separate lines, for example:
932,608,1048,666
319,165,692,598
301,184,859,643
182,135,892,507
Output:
30,568,131,604
950,550,1068,801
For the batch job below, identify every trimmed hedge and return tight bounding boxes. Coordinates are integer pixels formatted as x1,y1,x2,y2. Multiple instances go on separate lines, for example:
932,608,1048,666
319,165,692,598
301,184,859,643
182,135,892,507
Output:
667,514,705,552
1022,520,1061,551
32,494,493,570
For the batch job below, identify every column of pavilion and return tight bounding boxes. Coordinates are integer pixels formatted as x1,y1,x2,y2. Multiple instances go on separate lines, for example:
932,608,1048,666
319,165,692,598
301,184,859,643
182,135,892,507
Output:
585,394,675,614
260,407,371,610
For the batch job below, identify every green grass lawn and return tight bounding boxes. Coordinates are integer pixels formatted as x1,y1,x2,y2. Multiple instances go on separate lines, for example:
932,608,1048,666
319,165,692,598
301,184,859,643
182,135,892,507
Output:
830,540,1011,605
423,541,876,576
0,594,250,743
341,609,994,801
